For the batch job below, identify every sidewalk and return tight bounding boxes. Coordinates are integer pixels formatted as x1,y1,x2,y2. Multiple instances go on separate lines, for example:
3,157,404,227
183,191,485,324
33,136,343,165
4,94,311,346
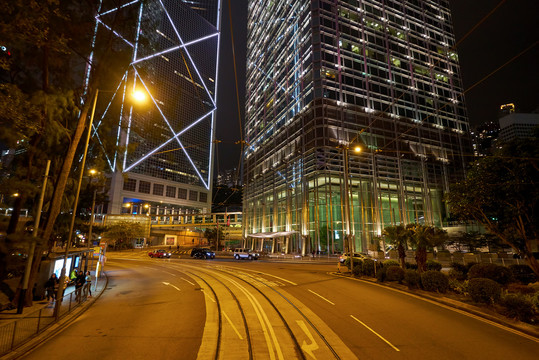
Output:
0,273,108,359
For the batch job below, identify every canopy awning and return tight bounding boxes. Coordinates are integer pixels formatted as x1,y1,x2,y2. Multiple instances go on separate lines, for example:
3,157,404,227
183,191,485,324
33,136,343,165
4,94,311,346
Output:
247,231,298,238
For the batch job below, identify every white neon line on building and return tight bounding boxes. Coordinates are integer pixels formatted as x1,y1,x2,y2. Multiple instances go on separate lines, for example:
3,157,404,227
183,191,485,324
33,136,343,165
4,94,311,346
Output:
158,0,216,107
97,0,140,17
131,33,218,65
95,19,134,48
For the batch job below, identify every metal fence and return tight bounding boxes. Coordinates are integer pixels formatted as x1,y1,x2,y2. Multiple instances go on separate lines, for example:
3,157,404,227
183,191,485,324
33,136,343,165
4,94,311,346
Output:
0,280,104,356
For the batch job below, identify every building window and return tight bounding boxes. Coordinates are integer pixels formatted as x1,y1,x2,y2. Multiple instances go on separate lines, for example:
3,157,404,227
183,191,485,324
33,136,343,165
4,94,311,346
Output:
166,186,176,198
178,188,187,199
189,190,198,201
138,181,151,194
123,178,136,192
199,192,207,203
153,184,164,196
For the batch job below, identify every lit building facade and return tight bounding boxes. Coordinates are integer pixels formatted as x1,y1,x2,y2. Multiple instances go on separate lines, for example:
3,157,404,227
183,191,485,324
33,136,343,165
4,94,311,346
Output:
87,0,221,217
244,0,471,254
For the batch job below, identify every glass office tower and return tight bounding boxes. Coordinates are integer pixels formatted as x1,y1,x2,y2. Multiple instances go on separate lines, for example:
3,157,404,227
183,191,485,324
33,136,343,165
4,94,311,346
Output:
87,0,221,217
244,0,471,254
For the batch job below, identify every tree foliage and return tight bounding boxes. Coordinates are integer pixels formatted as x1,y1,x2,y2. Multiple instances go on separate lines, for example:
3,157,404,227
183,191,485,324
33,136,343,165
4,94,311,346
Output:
103,221,144,249
408,224,448,273
382,225,410,269
446,134,539,278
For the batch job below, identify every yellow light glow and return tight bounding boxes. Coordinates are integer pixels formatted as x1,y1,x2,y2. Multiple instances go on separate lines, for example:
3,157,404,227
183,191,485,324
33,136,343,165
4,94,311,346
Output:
353,146,362,153
133,90,146,102
89,169,97,176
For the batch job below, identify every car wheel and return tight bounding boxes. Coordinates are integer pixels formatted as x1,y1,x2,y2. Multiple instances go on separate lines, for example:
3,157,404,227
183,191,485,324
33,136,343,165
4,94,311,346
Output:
149,254,153,258
248,255,252,260
211,255,215,259
204,254,207,259
235,255,239,260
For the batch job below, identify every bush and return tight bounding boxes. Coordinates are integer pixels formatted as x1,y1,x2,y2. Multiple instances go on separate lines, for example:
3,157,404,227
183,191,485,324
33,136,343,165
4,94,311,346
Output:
382,260,400,268
404,269,421,289
344,258,363,271
509,264,537,285
468,263,513,285
449,269,467,281
506,283,536,295
426,260,442,271
531,292,539,311
362,259,379,277
405,262,418,270
421,271,449,293
468,278,501,304
449,279,469,295
376,266,387,282
352,264,362,277
386,266,405,283
501,294,537,323
450,262,468,274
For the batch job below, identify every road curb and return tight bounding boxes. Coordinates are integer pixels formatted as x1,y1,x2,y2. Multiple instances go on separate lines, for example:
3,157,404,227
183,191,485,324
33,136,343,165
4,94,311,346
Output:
330,271,539,340
0,273,109,360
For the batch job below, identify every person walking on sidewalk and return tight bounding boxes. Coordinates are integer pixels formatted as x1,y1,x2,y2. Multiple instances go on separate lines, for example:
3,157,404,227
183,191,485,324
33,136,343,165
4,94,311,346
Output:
85,271,92,297
45,273,59,301
74,271,86,301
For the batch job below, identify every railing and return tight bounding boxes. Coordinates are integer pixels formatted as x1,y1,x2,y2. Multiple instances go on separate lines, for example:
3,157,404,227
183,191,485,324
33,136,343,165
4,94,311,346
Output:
0,278,105,356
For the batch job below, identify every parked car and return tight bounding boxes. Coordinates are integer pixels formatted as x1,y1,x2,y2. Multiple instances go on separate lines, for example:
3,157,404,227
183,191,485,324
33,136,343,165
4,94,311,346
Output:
233,248,260,260
190,248,215,259
339,252,370,264
148,249,172,258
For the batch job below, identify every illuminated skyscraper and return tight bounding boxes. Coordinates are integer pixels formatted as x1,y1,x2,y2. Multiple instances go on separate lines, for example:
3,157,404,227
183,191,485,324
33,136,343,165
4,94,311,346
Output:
87,0,221,216
244,0,471,254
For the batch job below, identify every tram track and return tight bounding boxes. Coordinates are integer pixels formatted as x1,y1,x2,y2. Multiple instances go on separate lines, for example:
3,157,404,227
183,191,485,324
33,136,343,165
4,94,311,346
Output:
153,261,354,360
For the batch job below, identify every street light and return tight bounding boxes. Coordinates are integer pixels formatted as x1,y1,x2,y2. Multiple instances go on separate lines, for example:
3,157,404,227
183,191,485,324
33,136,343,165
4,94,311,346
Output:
86,169,99,259
339,142,361,272
55,89,145,316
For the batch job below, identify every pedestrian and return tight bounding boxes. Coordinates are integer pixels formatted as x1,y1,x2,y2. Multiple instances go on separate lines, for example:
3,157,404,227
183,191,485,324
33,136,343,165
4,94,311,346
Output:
75,270,86,301
85,271,92,297
70,268,78,284
45,273,59,301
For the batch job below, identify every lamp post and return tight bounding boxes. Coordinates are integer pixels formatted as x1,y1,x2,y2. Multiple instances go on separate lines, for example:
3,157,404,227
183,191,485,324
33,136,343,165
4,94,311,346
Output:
86,169,98,271
339,143,361,272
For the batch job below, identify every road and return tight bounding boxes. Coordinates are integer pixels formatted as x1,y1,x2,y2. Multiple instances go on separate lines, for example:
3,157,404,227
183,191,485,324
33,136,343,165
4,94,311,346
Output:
22,253,538,359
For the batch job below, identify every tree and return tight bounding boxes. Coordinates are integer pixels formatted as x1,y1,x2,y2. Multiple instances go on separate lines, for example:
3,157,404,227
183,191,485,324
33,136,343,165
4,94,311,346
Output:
204,227,227,250
103,221,144,250
383,225,410,269
446,134,539,278
408,224,448,272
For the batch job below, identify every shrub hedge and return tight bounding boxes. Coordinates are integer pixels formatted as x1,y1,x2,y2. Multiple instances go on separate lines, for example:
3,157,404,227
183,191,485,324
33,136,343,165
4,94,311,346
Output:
508,264,537,285
404,269,421,289
420,271,449,293
468,263,513,285
426,260,442,271
382,260,400,268
501,294,537,323
352,264,362,277
362,259,379,277
468,278,501,304
386,266,405,283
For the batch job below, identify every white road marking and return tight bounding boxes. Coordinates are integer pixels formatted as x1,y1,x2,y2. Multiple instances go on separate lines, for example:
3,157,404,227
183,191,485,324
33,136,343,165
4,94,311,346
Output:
350,315,400,352
296,320,319,359
162,271,177,276
201,289,216,302
222,310,244,340
162,281,181,292
308,289,335,305
181,277,195,286
339,274,539,344
220,266,297,285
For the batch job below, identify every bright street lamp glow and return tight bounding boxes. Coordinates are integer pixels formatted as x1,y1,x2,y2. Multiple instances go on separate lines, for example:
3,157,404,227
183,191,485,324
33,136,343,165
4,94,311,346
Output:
353,145,362,153
133,90,146,102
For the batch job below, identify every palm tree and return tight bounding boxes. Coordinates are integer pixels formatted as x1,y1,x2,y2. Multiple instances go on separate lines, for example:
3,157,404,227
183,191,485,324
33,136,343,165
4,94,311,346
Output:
409,224,448,272
382,225,410,269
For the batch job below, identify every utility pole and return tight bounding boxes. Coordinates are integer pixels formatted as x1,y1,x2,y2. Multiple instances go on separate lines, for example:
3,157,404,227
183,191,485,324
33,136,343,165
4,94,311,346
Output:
17,160,50,313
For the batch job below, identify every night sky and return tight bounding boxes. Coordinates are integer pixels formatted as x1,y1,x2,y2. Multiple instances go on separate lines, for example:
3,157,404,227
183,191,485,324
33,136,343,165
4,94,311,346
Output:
216,0,538,171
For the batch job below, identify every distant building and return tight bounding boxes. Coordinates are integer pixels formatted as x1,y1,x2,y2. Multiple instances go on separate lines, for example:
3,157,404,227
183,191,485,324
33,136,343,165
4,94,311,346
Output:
499,113,539,142
470,121,499,157
217,168,240,188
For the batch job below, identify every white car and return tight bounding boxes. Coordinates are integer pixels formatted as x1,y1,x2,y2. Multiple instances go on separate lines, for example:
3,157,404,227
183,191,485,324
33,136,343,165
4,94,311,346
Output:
233,248,260,260
339,252,370,263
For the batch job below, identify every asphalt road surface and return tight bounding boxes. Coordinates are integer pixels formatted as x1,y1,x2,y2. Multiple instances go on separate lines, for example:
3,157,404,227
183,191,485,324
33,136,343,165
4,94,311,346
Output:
22,254,538,359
